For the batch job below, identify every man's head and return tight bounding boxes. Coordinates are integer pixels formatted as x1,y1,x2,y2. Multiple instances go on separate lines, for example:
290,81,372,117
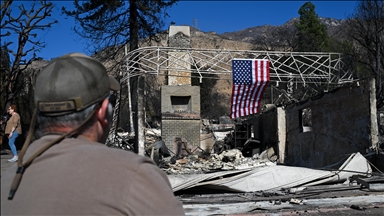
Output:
35,53,120,116
34,53,120,141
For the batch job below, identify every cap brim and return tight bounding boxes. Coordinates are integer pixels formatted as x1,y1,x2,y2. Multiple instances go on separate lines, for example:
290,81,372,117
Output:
108,76,120,91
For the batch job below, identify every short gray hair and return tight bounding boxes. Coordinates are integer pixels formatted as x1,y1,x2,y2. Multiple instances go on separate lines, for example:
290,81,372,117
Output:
37,104,98,133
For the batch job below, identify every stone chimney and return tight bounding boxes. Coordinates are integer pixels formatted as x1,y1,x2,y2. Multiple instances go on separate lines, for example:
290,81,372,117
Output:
161,25,201,154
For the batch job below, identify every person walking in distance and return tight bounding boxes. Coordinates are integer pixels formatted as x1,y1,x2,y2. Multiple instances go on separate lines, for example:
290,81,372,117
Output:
1,53,185,215
5,104,22,162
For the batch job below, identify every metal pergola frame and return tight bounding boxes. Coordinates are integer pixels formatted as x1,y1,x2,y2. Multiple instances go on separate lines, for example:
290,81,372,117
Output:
120,47,354,85
106,46,356,148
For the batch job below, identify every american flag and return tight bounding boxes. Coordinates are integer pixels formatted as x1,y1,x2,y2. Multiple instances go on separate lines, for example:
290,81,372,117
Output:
230,59,270,119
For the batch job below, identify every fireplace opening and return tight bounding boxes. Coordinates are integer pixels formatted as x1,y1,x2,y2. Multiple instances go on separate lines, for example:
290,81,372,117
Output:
171,96,191,113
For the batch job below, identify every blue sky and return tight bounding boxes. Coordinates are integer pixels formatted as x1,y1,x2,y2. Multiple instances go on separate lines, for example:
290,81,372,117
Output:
5,1,359,60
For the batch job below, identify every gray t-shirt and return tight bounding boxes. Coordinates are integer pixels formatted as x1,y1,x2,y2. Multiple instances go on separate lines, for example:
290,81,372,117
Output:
1,135,185,215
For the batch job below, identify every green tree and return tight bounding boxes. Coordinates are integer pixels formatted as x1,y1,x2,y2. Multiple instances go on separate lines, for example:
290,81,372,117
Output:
295,2,329,52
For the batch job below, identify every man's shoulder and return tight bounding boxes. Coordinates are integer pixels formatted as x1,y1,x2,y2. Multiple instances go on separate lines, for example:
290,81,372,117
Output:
32,136,152,164
65,138,153,164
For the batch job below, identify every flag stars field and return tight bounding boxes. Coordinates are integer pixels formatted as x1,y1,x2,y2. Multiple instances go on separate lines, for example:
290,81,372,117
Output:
230,59,270,119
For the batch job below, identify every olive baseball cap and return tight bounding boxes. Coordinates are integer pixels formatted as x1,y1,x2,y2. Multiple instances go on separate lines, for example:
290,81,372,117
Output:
34,53,120,116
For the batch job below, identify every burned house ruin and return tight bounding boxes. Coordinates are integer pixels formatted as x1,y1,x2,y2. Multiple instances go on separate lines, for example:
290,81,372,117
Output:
251,78,382,170
112,25,382,173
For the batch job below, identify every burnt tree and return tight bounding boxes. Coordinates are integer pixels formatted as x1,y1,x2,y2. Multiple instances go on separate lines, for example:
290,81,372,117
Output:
0,0,57,115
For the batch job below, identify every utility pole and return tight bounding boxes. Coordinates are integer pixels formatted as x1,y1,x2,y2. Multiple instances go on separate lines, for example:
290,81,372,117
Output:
126,45,134,136
376,27,383,96
136,75,145,156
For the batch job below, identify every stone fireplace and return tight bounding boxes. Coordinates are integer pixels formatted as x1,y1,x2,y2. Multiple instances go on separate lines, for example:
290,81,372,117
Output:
161,25,201,154
161,85,200,154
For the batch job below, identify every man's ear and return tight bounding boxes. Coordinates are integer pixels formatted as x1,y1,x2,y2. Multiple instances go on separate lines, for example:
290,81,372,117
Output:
97,98,110,126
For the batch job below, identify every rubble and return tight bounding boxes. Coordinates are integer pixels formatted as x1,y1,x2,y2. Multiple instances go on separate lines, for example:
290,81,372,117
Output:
107,119,384,216
160,148,277,175
171,152,384,215
181,191,384,215
168,152,374,193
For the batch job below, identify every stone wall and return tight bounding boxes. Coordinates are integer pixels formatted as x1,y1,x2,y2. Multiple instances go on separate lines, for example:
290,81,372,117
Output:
162,119,201,152
251,107,278,151
283,79,377,168
251,79,378,168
